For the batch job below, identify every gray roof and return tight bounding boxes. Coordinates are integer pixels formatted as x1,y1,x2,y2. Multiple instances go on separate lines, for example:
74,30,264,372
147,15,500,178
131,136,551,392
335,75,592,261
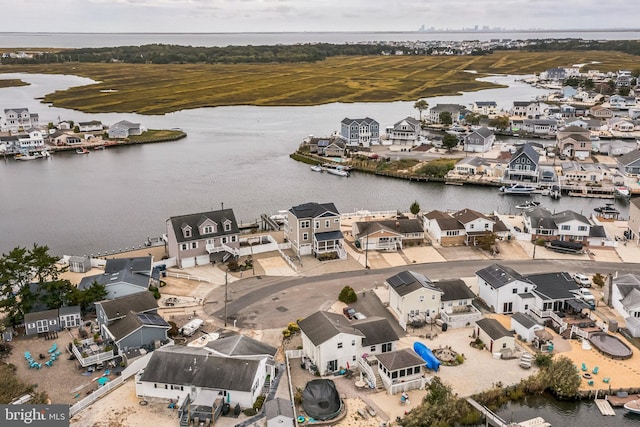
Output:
589,225,607,238
511,312,538,330
107,310,169,342
265,398,294,421
474,101,497,107
552,210,589,225
509,143,540,166
392,117,420,130
315,230,344,241
58,305,81,316
205,334,277,357
24,309,58,323
476,318,512,340
110,120,140,129
471,126,494,139
376,348,424,371
526,272,580,300
78,256,152,291
618,149,640,166
354,219,423,239
435,217,465,231
476,264,528,289
97,292,158,320
351,317,399,346
140,346,260,392
386,270,442,297
424,210,452,220
341,117,378,126
621,288,640,311
289,202,339,219
436,279,476,302
168,209,239,244
298,311,363,346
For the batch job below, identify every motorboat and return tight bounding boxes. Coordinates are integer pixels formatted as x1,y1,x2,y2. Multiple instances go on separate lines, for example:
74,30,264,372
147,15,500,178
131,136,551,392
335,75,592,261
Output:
310,165,323,172
624,399,640,414
515,201,541,209
14,153,38,161
614,186,631,198
76,148,90,154
594,203,619,216
549,184,561,199
326,168,349,177
499,183,536,195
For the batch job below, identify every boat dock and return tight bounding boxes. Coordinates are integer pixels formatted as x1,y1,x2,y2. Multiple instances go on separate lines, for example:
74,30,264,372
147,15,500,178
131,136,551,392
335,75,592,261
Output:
594,398,616,416
465,398,551,426
606,393,640,407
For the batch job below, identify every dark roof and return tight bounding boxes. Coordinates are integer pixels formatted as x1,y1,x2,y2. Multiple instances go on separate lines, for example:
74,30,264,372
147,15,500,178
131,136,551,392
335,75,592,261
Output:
107,310,169,341
298,311,363,346
97,292,158,320
435,279,476,302
435,217,465,231
351,317,399,346
386,270,441,297
24,309,58,323
510,143,540,165
589,225,607,238
205,334,277,357
476,264,528,289
341,117,378,125
469,126,494,139
265,398,294,420
632,197,640,210
424,210,451,220
618,149,640,166
289,202,339,219
511,312,538,330
526,272,580,300
476,318,512,340
452,208,491,224
58,305,81,316
140,346,260,392
355,219,423,238
168,209,239,244
315,230,344,241
552,210,589,225
376,348,424,371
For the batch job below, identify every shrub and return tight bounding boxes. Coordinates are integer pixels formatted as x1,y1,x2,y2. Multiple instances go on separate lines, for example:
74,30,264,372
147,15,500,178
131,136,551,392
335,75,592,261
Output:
149,286,161,300
592,273,605,287
338,286,357,304
243,408,257,417
294,387,303,405
167,321,179,337
455,354,464,365
534,353,553,368
253,395,266,411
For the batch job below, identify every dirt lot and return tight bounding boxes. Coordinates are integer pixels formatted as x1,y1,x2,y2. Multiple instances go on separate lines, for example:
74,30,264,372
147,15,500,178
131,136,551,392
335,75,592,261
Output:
7,332,111,405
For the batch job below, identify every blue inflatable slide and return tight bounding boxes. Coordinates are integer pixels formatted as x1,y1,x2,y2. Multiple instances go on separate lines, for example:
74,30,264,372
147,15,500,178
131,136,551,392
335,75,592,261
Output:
413,342,441,372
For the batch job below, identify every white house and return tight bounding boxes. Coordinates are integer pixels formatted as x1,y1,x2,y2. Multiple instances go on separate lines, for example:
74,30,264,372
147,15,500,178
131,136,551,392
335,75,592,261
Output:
475,318,516,354
386,270,443,330
476,264,533,314
3,108,39,132
510,312,544,342
422,210,466,246
472,101,498,116
78,120,104,132
387,117,421,146
610,274,640,320
376,348,426,393
451,208,510,245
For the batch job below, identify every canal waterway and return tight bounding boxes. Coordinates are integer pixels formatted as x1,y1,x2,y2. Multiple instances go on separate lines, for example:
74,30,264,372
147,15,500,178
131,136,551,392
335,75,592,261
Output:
0,72,632,256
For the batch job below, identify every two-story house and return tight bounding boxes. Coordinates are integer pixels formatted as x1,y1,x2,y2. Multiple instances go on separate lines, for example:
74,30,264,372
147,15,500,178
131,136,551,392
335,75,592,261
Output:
557,125,592,159
505,143,540,183
3,108,39,133
463,126,495,153
285,202,345,259
387,117,421,147
451,208,510,245
523,208,592,245
521,119,558,136
476,264,533,314
166,209,240,268
610,274,640,322
471,101,498,117
510,101,545,118
108,120,143,138
340,118,380,147
386,270,444,330
428,104,466,124
422,210,466,246
617,149,640,176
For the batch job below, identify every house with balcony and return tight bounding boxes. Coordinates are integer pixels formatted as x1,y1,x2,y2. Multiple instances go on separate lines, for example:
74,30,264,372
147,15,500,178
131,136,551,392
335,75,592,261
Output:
298,311,398,376
108,120,143,138
471,101,498,116
284,202,345,260
95,292,159,328
166,208,240,268
451,208,510,246
78,256,156,299
386,270,443,330
422,210,466,246
505,143,540,183
557,125,592,159
510,101,545,118
3,108,39,133
559,161,616,185
427,104,466,124
352,217,424,251
463,126,495,153
522,208,592,245
340,117,379,147
521,119,558,136
387,117,421,147
437,279,482,328
609,95,636,110
525,272,583,323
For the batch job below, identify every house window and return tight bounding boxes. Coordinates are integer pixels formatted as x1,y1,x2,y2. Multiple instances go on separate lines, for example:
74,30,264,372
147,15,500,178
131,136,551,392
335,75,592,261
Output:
352,355,356,362
524,304,529,310
382,343,392,353
180,243,188,251
325,220,330,228
224,223,231,232
301,220,310,228
432,295,435,299
315,221,320,229
512,288,517,294
370,345,376,352
334,219,339,223
222,237,227,244
303,233,308,241
191,242,198,249
391,371,398,379
502,343,507,349
470,224,475,229
524,287,528,292
203,225,213,234
352,340,355,346
419,296,424,302
184,228,191,238
484,223,489,229
231,235,237,242
578,226,587,232
561,225,570,231
337,342,343,349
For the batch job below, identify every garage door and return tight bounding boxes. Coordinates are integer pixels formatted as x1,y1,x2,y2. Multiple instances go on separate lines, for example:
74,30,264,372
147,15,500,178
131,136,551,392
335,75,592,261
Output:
195,255,210,265
181,257,196,268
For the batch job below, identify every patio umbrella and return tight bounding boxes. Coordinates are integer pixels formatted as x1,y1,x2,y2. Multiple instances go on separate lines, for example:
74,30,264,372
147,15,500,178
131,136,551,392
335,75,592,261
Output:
535,329,553,341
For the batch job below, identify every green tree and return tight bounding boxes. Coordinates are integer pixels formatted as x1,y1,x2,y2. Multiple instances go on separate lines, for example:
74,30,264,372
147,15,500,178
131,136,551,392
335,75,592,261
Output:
80,281,108,313
541,355,581,398
409,200,421,215
618,86,631,96
583,79,595,90
476,233,497,251
489,115,510,131
413,99,429,121
442,133,459,151
73,125,80,133
0,247,37,325
439,111,453,125
592,273,605,287
464,112,481,125
338,286,357,304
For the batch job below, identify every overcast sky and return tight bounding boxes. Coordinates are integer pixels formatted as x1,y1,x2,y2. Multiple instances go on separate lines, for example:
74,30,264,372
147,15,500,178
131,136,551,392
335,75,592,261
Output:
3,0,639,33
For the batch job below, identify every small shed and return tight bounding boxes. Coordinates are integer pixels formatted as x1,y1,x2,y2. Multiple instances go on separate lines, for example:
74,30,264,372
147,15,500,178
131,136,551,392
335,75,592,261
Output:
626,317,640,338
69,255,91,273
510,312,544,343
265,397,295,427
476,318,515,354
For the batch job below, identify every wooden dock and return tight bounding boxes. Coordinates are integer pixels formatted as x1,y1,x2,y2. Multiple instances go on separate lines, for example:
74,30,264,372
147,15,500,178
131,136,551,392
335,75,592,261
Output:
594,398,616,416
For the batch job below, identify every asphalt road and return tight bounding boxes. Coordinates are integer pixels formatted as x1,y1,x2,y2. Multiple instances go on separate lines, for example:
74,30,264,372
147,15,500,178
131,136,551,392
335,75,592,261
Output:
203,259,640,330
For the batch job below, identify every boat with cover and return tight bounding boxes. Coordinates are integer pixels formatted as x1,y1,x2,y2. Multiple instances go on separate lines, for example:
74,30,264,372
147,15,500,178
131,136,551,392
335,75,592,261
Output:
614,186,631,198
326,168,349,177
624,399,640,414
310,165,323,172
594,203,619,215
499,183,536,195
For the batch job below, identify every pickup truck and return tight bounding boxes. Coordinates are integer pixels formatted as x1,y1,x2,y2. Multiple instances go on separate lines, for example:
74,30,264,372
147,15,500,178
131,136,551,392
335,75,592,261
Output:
573,288,596,308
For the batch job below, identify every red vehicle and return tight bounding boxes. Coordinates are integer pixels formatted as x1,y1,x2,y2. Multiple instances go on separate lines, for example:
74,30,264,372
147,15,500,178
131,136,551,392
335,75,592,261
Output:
343,306,356,319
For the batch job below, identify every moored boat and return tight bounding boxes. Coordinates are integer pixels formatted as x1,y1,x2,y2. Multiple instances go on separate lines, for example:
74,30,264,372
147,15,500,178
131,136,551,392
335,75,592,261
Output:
614,186,631,198
624,399,640,414
14,153,37,161
310,165,323,172
76,148,90,154
594,203,619,216
499,183,536,195
327,168,349,177
515,201,541,209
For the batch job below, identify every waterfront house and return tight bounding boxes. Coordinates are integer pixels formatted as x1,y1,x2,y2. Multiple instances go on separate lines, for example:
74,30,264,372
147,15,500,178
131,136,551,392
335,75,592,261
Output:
78,120,103,132
265,398,295,427
590,105,614,119
510,312,544,343
557,125,592,159
108,120,143,139
387,117,421,147
284,202,345,260
521,119,558,136
541,67,566,81
609,274,640,320
324,140,346,157
3,108,38,133
463,126,495,153
135,345,269,409
166,209,240,268
298,311,398,376
560,161,615,184
451,208,509,246
428,104,466,124
617,149,640,176
510,101,544,118
340,117,380,147
505,143,540,183
376,348,426,393
452,157,491,175
526,272,582,322
471,101,498,117
386,270,443,330
476,264,533,314
422,210,466,246
523,207,591,245
352,217,424,251
628,197,640,244
78,256,155,299
475,318,515,354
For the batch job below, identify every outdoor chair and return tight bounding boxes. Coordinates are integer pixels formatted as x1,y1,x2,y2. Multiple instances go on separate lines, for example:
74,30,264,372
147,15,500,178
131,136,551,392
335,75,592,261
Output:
603,377,610,383
45,360,53,367
588,380,594,386
592,366,599,375
581,363,587,371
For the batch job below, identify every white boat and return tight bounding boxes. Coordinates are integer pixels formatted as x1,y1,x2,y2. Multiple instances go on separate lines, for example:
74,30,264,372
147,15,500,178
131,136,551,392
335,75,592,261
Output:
14,153,38,161
327,168,349,177
624,399,640,414
515,201,541,209
499,183,536,195
614,186,631,198
310,165,323,172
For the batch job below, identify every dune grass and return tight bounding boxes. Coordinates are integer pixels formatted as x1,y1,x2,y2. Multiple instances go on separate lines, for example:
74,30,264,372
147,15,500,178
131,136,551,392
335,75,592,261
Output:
1,50,637,115
0,78,29,88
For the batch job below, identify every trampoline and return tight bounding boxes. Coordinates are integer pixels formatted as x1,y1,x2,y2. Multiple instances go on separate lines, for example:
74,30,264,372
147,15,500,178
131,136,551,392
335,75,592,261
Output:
302,379,343,421
588,332,633,360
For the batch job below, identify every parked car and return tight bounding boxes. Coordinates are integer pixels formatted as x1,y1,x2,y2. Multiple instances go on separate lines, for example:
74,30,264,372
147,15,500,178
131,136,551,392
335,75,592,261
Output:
343,306,356,319
572,288,596,308
353,312,367,320
573,273,591,287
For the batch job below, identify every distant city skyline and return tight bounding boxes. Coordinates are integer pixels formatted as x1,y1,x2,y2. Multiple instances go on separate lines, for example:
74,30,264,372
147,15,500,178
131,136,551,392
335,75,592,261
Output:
1,0,639,33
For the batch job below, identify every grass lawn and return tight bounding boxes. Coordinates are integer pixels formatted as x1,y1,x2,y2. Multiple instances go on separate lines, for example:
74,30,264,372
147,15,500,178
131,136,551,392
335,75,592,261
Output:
1,50,637,114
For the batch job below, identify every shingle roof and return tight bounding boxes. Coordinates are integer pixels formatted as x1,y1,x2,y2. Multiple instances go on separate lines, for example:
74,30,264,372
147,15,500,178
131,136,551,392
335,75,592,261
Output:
424,210,452,220
476,264,528,289
78,257,153,291
205,334,277,357
140,346,260,392
435,279,476,302
58,305,81,316
476,318,512,340
511,312,538,330
265,398,294,420
621,288,640,311
385,270,441,297
435,218,465,231
351,317,399,346
24,309,58,323
452,208,491,224
376,348,424,371
168,209,239,244
510,143,540,166
107,310,169,341
526,272,579,300
618,149,640,166
298,311,363,346
97,292,158,320
354,219,423,238
289,202,339,219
